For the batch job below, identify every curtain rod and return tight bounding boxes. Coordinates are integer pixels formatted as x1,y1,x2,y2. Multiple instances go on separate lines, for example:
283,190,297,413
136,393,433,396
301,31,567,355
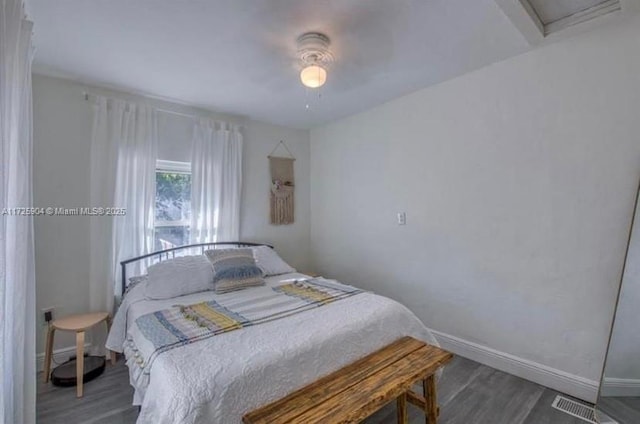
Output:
82,91,242,125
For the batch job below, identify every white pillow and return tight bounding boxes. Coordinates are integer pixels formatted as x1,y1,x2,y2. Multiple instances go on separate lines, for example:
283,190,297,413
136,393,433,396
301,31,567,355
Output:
145,255,214,300
252,246,296,276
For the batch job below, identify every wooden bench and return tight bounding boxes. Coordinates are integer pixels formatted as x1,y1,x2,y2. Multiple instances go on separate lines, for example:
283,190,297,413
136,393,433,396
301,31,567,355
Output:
243,336,453,424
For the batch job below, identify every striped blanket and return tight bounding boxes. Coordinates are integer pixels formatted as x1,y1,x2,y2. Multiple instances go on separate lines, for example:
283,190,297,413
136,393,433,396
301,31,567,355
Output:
123,278,362,385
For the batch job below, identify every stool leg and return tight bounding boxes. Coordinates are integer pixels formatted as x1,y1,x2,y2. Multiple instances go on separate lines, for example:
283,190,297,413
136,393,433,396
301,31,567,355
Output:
397,392,408,424
424,375,437,424
105,316,116,365
43,326,55,383
76,331,85,397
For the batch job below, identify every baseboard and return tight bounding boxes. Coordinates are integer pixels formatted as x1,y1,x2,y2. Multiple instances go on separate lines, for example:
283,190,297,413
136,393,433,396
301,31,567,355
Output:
36,343,92,373
601,377,640,397
429,329,600,403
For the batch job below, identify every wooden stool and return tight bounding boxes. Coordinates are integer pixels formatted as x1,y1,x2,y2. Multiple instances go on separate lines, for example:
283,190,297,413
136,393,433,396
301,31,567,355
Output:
43,312,116,397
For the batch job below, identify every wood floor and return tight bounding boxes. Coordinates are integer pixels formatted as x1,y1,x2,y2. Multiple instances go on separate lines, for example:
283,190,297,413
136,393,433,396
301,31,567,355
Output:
37,355,591,424
598,396,640,423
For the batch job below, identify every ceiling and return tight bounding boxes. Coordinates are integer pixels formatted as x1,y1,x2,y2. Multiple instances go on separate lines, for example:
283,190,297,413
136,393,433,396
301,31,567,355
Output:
28,0,625,129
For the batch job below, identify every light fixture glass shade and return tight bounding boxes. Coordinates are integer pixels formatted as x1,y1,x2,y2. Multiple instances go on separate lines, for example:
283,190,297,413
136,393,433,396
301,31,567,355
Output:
300,65,327,88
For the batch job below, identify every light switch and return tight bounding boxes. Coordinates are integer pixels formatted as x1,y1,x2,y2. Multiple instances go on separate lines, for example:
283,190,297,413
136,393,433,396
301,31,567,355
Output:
397,212,406,225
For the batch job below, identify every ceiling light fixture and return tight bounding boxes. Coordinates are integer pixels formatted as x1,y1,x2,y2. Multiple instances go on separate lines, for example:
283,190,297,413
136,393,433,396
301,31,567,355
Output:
297,32,332,89
300,64,326,88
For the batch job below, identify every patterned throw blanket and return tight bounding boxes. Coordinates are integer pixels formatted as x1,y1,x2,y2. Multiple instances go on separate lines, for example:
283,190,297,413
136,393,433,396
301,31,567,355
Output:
123,278,363,385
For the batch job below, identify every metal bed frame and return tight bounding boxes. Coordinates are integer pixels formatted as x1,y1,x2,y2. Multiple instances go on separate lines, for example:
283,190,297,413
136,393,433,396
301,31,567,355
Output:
119,241,272,296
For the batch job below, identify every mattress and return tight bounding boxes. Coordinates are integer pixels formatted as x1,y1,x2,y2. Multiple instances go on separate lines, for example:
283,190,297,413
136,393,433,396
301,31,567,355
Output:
106,272,438,424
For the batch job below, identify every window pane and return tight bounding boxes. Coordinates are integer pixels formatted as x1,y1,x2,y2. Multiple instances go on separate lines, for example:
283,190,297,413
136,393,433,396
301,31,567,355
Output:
155,171,191,222
154,226,190,251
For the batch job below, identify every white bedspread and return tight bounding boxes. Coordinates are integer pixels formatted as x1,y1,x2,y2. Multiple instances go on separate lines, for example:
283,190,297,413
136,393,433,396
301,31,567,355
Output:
106,273,438,424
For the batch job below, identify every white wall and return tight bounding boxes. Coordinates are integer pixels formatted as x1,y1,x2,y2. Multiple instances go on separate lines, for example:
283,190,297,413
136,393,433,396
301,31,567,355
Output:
32,74,310,358
310,16,640,401
241,120,311,269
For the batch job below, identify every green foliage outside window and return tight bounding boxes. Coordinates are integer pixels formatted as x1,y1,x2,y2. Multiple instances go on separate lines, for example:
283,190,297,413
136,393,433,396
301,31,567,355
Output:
155,172,191,222
155,170,191,250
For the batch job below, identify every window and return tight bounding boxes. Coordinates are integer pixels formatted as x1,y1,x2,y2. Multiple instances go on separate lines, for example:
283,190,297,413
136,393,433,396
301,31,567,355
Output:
154,160,191,251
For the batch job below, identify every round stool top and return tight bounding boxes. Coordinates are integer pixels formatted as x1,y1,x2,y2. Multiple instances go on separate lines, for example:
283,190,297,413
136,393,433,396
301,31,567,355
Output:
53,312,109,331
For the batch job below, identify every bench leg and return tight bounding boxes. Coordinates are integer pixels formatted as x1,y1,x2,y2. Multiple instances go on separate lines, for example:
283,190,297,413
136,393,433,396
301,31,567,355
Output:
397,392,408,424
424,375,438,424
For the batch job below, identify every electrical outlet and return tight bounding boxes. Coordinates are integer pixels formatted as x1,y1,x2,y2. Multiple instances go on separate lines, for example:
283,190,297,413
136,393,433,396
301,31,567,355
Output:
397,212,407,225
41,307,55,326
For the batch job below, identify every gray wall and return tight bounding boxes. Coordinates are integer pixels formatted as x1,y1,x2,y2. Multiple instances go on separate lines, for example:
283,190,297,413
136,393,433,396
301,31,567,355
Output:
309,16,640,401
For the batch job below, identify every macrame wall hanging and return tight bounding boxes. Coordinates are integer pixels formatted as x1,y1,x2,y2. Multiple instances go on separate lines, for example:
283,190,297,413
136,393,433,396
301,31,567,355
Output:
268,141,295,225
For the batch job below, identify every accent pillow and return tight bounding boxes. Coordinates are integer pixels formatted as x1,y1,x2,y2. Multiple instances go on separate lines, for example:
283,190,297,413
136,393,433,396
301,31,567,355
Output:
252,245,296,276
204,248,265,294
145,255,214,300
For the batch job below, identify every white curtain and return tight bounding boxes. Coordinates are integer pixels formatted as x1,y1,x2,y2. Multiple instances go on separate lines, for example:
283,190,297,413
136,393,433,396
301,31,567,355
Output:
0,1,36,423
190,119,242,243
89,97,157,319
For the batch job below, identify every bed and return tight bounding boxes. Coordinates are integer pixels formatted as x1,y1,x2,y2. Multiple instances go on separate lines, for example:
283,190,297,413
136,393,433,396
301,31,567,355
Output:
105,242,438,424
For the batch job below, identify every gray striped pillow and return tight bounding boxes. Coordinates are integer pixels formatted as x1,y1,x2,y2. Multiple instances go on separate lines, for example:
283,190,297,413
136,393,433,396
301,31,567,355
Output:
204,248,265,294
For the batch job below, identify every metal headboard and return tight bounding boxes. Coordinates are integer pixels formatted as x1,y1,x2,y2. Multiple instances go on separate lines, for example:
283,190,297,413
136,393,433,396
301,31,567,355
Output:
119,241,273,296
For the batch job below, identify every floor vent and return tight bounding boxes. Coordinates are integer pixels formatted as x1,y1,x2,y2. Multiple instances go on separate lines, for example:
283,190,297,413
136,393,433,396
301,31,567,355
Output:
551,395,597,423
